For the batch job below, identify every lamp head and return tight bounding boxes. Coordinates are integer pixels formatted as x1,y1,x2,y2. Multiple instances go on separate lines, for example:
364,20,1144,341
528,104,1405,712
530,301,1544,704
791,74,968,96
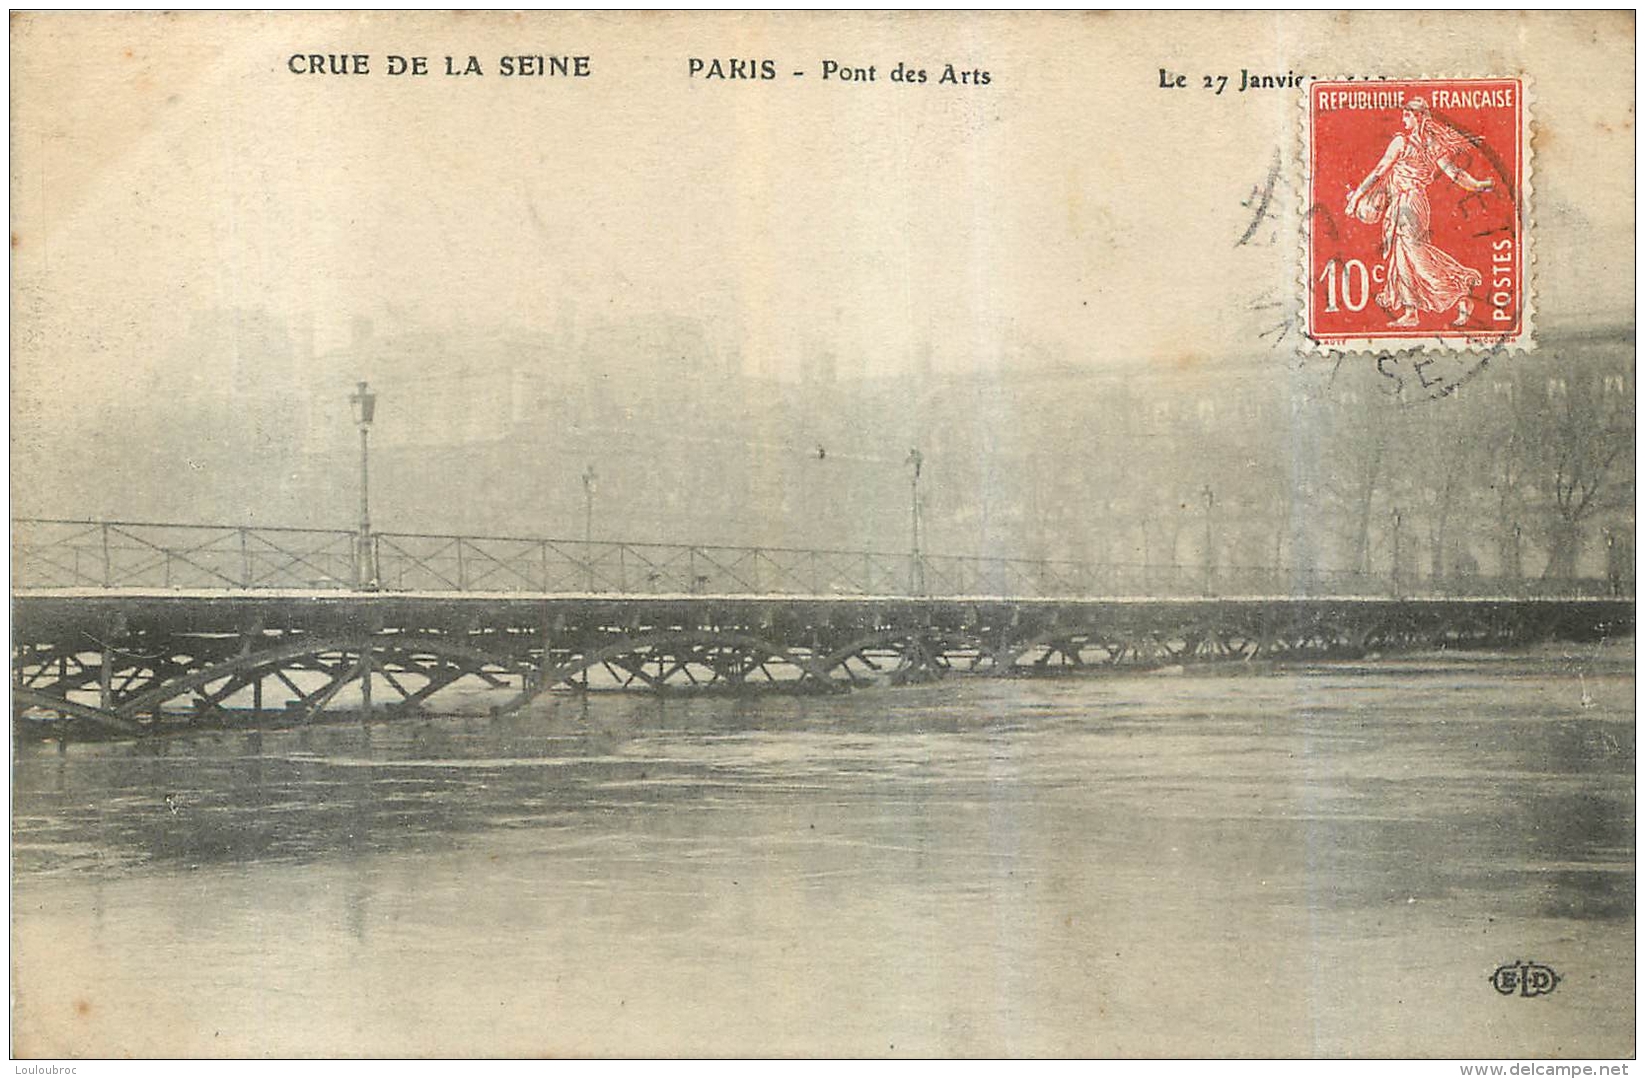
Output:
350,380,377,428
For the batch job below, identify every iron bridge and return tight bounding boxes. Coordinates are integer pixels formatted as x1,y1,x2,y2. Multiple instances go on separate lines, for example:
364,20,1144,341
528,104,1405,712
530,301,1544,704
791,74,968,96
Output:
12,519,1634,738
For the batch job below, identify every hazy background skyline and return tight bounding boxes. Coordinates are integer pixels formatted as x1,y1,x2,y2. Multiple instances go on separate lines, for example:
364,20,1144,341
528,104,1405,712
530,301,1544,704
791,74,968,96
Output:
10,11,1635,574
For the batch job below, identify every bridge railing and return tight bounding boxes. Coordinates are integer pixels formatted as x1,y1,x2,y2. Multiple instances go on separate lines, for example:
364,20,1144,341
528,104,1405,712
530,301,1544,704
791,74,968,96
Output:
12,519,359,591
10,518,1623,599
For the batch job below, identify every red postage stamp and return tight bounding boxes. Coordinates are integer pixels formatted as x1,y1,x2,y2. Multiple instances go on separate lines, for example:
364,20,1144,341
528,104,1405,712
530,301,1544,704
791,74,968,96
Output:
1304,77,1530,352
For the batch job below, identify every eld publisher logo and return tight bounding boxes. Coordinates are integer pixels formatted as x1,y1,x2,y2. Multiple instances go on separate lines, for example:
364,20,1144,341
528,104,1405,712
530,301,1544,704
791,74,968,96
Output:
1490,960,1561,998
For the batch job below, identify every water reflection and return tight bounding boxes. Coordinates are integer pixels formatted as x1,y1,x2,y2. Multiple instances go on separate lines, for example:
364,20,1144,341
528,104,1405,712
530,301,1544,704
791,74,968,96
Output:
11,641,1635,1057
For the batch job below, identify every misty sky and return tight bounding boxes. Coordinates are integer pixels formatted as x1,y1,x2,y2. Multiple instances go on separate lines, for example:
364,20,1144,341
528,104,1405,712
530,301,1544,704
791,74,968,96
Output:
11,10,1634,431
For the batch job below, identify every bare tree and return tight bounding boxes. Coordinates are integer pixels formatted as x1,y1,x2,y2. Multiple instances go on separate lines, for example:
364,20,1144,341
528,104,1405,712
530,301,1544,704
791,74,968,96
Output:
1533,373,1633,579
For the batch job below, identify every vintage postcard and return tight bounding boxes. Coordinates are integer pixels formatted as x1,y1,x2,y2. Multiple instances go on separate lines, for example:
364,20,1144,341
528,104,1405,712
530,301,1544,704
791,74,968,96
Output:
9,10,1635,1062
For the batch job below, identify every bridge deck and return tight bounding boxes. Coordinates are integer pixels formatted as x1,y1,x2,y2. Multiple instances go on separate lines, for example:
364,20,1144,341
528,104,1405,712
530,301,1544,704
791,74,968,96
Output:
17,589,1631,615
17,587,1625,603
17,589,1630,635
13,586,1633,739
14,518,1634,737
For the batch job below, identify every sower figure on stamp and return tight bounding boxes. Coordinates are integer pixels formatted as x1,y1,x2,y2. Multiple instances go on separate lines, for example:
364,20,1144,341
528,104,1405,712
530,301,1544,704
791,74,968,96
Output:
1345,97,1494,328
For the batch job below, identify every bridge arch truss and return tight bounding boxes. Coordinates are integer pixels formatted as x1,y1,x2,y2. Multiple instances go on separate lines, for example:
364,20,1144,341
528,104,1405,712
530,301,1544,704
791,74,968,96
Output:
12,592,1632,739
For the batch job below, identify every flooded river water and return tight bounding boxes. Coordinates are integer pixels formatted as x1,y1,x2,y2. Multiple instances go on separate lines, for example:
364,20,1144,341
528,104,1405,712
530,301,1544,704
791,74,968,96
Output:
11,641,1635,1058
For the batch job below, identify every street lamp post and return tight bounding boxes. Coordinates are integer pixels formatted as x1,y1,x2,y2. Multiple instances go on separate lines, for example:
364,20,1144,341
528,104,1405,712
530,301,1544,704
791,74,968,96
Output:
1391,506,1404,598
1201,485,1215,597
1140,515,1153,594
906,448,925,596
348,380,378,723
349,381,378,590
581,465,598,590
582,465,598,545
